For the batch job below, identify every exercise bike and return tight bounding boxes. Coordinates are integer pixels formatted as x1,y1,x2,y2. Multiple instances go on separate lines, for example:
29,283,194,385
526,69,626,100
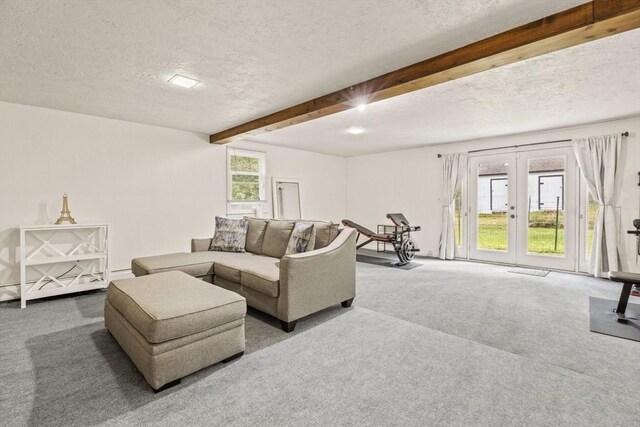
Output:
342,213,421,266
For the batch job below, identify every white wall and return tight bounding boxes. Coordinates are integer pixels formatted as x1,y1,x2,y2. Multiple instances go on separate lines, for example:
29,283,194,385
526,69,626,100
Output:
2,100,636,300
346,116,640,273
231,139,346,222
0,102,346,299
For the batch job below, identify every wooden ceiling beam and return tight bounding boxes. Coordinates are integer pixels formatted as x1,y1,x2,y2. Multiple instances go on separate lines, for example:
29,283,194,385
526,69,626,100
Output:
210,0,640,144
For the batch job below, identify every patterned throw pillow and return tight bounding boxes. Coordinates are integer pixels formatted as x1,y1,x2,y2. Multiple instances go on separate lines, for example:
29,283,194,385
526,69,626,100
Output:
209,217,249,253
285,222,316,255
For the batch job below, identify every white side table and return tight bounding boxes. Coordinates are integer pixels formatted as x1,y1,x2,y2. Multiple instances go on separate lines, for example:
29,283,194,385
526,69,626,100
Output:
19,223,110,308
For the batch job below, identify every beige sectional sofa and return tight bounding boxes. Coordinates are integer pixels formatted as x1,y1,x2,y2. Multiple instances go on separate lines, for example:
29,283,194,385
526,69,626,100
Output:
131,219,356,332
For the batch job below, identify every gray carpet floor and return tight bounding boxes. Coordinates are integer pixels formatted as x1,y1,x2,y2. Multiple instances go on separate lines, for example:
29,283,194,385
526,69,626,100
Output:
1,259,639,426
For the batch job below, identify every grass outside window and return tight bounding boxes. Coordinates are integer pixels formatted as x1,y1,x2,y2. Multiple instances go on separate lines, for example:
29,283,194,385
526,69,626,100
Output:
477,211,566,254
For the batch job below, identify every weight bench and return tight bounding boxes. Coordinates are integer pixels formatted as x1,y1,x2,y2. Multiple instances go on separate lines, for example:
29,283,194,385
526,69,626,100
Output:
342,213,421,266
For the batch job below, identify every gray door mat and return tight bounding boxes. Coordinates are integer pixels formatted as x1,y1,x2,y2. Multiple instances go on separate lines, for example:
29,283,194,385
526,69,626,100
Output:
508,267,550,277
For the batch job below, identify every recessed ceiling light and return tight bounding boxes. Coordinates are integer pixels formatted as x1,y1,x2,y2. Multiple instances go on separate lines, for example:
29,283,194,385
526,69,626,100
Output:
168,74,200,88
357,103,367,111
347,126,366,135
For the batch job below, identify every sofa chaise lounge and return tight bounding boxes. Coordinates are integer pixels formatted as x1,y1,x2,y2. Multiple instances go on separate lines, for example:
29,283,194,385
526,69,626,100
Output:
131,219,357,332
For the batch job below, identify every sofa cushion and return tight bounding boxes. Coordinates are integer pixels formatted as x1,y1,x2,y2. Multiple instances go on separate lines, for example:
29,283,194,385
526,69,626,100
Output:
240,262,280,298
133,251,269,279
210,252,266,282
214,262,241,283
306,221,340,249
285,222,316,255
261,220,295,258
209,216,249,253
132,252,218,277
213,253,280,297
106,271,246,344
244,217,269,255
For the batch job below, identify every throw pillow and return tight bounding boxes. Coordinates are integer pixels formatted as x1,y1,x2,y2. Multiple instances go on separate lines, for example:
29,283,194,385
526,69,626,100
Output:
209,216,249,253
243,217,269,255
293,220,341,249
261,219,295,258
325,222,340,247
285,222,316,255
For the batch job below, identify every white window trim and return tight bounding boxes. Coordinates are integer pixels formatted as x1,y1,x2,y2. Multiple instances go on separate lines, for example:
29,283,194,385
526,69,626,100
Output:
226,147,267,203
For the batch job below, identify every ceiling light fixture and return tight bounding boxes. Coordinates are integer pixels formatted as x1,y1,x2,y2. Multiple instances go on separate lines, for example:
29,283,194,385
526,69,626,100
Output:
357,103,367,111
347,126,366,135
168,74,200,89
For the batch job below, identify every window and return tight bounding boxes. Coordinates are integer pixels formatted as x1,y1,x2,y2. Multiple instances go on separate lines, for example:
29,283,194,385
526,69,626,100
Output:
227,148,266,202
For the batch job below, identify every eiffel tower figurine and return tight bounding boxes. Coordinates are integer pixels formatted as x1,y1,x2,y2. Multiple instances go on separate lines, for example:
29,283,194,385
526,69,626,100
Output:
55,193,77,225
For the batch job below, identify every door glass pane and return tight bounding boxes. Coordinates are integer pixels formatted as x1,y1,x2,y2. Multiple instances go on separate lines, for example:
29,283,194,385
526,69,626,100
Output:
527,157,565,255
477,161,508,251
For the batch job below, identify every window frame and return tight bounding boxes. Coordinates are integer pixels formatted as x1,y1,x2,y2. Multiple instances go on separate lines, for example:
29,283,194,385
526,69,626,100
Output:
226,147,267,203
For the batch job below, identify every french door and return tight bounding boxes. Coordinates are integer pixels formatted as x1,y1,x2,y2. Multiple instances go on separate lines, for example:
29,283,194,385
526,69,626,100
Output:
468,147,577,271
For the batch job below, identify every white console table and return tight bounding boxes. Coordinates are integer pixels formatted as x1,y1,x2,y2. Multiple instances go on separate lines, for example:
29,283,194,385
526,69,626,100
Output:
19,223,110,308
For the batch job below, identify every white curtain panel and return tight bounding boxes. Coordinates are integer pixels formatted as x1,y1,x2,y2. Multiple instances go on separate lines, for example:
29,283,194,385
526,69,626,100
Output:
438,153,465,260
573,134,624,277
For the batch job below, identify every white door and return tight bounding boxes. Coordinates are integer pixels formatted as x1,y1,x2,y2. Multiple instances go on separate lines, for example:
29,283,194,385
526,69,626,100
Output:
469,147,577,270
469,153,517,264
516,148,576,270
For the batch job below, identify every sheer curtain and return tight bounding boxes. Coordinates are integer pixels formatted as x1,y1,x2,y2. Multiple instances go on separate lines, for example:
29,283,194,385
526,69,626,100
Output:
573,134,624,277
439,153,465,260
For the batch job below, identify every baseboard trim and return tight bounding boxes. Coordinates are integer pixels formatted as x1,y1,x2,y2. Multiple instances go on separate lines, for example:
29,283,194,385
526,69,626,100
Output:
0,269,133,302
111,269,134,280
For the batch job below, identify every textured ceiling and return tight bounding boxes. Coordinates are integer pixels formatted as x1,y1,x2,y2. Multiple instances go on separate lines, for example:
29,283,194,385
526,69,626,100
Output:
251,29,640,156
1,0,585,136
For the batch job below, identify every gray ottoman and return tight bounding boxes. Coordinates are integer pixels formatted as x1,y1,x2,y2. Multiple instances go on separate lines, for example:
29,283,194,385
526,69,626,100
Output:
104,271,246,392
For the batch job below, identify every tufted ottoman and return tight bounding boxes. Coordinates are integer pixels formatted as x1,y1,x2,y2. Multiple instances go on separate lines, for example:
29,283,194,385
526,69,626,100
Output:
104,270,246,392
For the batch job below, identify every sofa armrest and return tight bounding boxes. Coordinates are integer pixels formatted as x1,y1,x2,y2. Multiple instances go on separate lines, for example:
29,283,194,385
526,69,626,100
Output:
278,228,356,322
191,238,212,252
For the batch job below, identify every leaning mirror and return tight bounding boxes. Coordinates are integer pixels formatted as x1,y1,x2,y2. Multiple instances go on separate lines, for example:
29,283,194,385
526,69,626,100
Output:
272,178,301,219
